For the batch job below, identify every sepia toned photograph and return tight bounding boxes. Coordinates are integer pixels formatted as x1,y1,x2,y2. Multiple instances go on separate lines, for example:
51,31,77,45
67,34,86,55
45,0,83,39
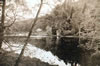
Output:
0,0,100,66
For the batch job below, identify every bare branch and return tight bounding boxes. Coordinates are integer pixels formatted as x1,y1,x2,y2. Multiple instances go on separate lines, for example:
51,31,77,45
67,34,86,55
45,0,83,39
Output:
5,13,17,27
5,10,17,27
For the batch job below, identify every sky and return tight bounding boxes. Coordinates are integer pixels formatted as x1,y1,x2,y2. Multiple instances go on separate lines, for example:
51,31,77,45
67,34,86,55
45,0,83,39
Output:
23,0,64,18
25,0,62,9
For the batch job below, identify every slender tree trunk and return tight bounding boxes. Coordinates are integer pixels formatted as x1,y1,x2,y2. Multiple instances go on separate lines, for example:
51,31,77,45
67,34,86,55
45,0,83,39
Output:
0,0,6,49
14,0,43,66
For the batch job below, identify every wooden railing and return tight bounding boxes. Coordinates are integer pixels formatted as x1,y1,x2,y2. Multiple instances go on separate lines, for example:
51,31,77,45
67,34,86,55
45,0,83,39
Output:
4,35,100,39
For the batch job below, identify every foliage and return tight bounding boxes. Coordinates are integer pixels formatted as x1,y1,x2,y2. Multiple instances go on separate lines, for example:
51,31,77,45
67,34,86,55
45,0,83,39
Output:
43,0,100,50
33,0,100,65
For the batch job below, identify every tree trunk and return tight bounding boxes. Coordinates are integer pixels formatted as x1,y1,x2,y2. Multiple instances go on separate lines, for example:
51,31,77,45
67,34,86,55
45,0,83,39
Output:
0,0,6,49
0,25,3,49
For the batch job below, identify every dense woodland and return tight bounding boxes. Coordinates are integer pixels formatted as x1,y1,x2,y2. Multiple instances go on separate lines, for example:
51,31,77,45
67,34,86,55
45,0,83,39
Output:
0,0,100,66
